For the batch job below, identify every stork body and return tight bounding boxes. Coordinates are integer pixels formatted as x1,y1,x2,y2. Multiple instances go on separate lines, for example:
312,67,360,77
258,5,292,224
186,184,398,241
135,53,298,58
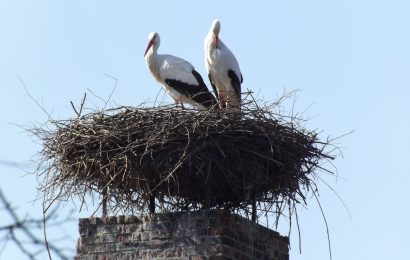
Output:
204,19,243,110
144,32,217,109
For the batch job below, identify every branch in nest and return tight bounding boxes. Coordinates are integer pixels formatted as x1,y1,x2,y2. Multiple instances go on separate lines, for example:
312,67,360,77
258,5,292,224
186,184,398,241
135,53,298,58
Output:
30,91,340,224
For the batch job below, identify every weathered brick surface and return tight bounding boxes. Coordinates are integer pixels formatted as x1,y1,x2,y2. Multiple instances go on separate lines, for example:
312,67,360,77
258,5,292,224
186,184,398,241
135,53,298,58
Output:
76,210,289,260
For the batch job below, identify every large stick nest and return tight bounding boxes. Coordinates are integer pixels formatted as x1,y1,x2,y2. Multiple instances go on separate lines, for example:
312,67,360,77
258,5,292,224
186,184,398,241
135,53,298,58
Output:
32,92,336,220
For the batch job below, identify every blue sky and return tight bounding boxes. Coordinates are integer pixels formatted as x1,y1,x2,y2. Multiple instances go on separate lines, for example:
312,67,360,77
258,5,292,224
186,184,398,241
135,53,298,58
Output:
1,1,410,259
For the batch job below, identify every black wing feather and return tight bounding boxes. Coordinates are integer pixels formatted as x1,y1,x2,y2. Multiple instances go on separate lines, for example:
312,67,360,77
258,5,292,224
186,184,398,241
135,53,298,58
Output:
164,69,217,108
208,73,219,100
227,69,241,102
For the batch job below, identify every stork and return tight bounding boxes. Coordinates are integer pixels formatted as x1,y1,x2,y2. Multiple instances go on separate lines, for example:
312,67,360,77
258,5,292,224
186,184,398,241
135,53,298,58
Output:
204,19,243,110
144,32,217,109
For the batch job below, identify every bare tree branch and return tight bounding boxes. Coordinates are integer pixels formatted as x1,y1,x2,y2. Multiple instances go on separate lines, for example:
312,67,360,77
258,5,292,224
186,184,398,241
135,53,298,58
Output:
0,188,74,259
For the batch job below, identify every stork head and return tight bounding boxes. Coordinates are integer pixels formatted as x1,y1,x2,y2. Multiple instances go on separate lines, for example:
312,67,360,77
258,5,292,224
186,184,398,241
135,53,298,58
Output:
144,32,160,57
211,19,221,35
210,19,221,47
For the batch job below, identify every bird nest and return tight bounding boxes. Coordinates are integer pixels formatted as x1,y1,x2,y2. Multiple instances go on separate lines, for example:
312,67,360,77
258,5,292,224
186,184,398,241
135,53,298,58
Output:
32,92,337,221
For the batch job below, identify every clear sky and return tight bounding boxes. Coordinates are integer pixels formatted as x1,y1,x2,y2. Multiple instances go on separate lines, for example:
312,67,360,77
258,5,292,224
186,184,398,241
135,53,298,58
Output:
1,1,410,259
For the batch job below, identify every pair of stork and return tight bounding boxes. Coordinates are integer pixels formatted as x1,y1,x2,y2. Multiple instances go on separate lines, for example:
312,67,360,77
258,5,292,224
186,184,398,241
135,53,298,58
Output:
144,19,242,110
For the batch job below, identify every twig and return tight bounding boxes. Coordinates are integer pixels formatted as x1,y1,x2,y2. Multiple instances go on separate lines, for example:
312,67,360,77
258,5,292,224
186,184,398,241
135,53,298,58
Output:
18,75,54,122
0,189,71,259
29,90,345,256
312,189,332,260
103,74,118,111
42,200,52,260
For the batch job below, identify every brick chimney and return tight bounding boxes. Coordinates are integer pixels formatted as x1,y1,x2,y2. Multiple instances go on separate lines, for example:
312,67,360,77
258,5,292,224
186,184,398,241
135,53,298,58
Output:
76,209,289,260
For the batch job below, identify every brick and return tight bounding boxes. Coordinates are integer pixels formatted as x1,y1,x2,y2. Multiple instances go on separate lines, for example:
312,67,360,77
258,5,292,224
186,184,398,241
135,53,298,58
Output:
124,223,142,233
208,217,219,227
102,216,117,224
89,217,100,225
148,248,165,258
180,246,200,256
190,256,206,260
150,229,172,240
132,232,142,241
98,233,115,243
209,226,224,235
77,210,289,260
116,233,132,243
79,225,97,238
123,215,138,223
208,256,228,260
135,231,149,241
142,222,154,231
98,225,118,234
164,248,178,258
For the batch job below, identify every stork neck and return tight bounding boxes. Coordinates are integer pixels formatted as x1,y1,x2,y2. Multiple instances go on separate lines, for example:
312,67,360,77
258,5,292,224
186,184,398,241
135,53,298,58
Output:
145,46,158,63
205,32,217,51
145,50,162,83
217,37,225,49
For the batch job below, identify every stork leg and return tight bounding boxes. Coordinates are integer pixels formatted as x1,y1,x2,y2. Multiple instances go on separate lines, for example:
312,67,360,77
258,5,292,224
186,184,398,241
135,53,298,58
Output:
102,187,108,217
221,98,228,109
149,191,155,214
175,101,185,109
251,189,256,223
205,182,211,209
202,161,212,210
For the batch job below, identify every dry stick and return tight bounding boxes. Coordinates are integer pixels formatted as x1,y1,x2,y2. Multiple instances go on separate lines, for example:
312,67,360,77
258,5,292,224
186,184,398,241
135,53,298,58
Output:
103,74,118,111
43,184,65,213
312,190,332,260
316,174,352,220
204,160,212,209
294,202,302,254
151,125,192,191
70,92,88,117
0,189,68,259
79,92,87,116
32,91,339,231
42,200,52,260
153,87,165,106
18,75,54,122
70,101,80,117
102,187,108,217
251,188,256,222
149,190,155,214
0,233,10,258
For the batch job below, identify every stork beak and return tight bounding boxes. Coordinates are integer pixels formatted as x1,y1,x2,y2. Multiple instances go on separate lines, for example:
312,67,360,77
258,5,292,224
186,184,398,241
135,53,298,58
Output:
215,36,219,47
144,40,154,57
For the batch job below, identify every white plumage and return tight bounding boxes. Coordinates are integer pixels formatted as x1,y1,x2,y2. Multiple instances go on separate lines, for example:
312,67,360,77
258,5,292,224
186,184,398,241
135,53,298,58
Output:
144,32,217,109
204,19,243,110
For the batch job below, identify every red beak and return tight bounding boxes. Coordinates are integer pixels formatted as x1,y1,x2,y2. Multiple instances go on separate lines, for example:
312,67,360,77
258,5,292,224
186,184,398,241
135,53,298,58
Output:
144,40,154,57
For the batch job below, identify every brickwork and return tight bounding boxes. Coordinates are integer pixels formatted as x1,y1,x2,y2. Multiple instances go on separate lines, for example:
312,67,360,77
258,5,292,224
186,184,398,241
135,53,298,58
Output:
76,209,289,260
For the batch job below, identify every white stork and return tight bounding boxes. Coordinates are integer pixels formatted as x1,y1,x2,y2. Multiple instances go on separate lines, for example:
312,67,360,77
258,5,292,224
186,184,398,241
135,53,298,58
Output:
144,32,217,109
204,19,243,110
